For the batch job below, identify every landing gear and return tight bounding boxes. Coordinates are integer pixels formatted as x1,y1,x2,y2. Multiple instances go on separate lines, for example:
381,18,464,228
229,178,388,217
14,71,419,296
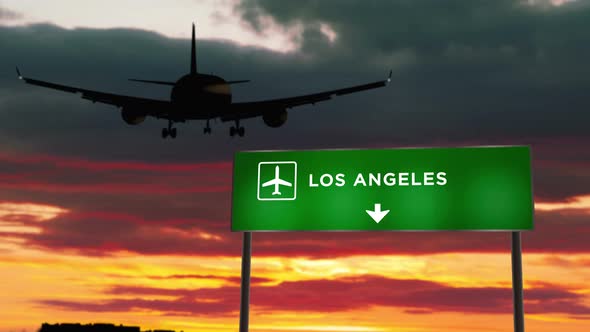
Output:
203,119,212,135
162,120,177,139
230,120,245,137
162,128,177,138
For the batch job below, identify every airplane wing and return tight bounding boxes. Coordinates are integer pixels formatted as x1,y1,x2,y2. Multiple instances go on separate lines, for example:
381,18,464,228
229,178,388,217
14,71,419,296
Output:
262,179,278,187
220,70,391,122
16,67,171,118
276,179,292,187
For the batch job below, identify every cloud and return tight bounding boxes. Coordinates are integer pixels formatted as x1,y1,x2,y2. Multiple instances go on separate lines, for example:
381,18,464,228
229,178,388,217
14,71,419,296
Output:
1,4,589,210
232,0,590,142
38,275,590,317
0,150,587,257
39,297,238,316
1,3,589,330
0,146,586,257
1,9,589,160
541,255,590,268
0,1,589,258
12,203,589,257
144,274,273,285
0,152,231,195
22,211,233,256
236,0,590,58
0,7,22,20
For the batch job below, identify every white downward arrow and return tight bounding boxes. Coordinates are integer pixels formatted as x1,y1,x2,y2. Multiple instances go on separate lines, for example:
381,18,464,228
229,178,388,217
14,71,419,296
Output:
366,203,390,223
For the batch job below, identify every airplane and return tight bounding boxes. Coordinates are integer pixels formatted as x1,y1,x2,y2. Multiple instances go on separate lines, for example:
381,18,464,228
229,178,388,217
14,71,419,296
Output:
16,23,391,139
262,165,292,195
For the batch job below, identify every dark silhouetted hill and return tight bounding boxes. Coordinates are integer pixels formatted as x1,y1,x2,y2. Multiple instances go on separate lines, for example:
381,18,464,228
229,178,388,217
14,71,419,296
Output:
39,323,178,332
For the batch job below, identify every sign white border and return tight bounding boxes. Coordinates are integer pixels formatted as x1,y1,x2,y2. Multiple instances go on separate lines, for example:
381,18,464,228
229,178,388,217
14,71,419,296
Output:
257,161,297,201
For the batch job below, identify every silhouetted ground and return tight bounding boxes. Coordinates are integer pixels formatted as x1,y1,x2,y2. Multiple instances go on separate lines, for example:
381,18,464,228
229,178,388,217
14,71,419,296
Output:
39,323,177,332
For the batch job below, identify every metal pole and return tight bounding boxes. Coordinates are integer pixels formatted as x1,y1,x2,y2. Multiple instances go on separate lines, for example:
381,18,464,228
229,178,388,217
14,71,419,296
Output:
239,232,252,332
511,231,525,332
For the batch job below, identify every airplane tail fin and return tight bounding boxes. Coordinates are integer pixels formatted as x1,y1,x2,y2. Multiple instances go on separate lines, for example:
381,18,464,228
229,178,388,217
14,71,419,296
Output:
191,23,197,75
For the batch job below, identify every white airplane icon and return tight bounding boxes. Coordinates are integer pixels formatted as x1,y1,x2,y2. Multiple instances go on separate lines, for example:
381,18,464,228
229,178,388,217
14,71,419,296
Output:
262,165,293,195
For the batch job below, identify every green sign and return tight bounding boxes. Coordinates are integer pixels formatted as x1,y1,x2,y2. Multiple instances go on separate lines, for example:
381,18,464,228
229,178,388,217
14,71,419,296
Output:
231,146,533,231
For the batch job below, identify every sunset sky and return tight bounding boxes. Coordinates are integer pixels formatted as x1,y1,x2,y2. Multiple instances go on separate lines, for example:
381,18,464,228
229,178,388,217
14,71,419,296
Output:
1,1,590,332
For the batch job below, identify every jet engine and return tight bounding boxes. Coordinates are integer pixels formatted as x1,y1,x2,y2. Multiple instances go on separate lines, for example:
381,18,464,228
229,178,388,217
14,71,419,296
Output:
121,107,147,125
262,110,288,128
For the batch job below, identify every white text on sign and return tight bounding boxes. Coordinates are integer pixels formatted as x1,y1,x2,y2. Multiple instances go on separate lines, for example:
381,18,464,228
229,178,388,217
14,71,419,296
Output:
309,172,447,188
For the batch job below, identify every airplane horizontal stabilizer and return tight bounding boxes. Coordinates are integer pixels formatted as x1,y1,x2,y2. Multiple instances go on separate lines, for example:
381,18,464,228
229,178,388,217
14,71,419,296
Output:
128,78,176,86
226,80,250,84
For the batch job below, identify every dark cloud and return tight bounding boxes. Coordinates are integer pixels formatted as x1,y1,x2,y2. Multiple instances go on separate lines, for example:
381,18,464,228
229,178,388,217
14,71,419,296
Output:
22,211,233,256
531,138,590,201
0,152,231,194
234,0,590,141
38,275,590,317
1,23,304,161
0,148,587,258
0,2,588,259
0,7,22,20
0,2,588,206
39,297,237,317
0,3,588,329
0,151,588,257
13,200,590,257
1,2,589,160
236,0,590,58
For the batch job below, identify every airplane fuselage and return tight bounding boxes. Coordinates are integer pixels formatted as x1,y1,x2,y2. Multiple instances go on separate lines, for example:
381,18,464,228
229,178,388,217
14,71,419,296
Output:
170,73,231,119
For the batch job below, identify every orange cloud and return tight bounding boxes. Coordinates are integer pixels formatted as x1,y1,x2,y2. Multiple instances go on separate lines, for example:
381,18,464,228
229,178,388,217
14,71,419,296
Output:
536,195,590,212
0,201,68,234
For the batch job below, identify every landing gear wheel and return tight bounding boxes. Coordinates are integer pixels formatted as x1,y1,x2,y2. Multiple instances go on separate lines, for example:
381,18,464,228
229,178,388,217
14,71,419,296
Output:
238,127,245,137
170,128,177,138
204,120,212,135
162,128,169,139
230,126,236,137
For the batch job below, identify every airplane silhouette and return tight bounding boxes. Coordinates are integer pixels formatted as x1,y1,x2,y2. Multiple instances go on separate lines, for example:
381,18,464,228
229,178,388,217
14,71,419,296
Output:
262,165,292,195
16,23,391,139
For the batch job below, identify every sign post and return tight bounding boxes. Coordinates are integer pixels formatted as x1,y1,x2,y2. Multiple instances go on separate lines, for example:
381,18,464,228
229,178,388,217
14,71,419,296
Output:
512,232,525,332
239,232,252,332
232,146,533,332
